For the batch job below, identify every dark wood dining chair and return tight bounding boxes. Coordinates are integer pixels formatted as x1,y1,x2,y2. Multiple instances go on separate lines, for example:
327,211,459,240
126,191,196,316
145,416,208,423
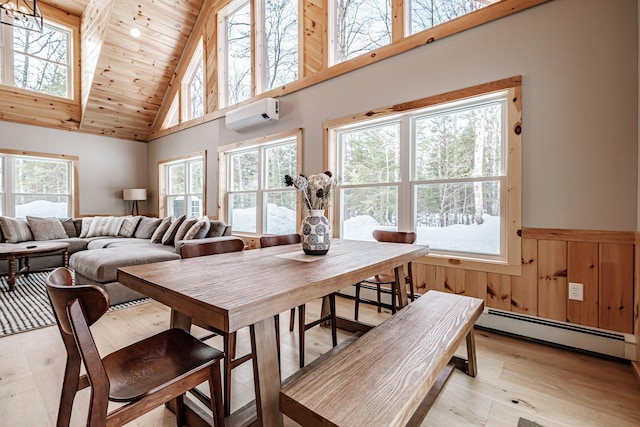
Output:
354,230,417,320
45,267,225,427
260,233,338,368
180,235,279,416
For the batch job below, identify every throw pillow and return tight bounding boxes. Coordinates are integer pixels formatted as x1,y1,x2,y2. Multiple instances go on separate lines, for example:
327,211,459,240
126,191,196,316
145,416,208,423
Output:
0,216,34,243
60,218,77,238
173,217,198,243
150,216,173,243
135,217,162,239
183,217,211,240
118,216,141,237
26,216,68,240
87,216,125,237
79,217,93,238
208,220,227,237
161,215,186,245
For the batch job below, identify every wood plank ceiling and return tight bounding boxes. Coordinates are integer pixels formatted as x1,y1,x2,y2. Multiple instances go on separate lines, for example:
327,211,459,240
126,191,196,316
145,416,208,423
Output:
40,0,204,141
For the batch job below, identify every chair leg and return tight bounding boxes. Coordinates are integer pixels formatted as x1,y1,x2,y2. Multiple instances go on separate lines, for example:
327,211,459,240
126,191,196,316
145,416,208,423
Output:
289,308,295,331
376,284,382,313
390,282,397,315
329,294,337,347
209,362,226,427
354,283,361,321
56,351,81,427
298,304,306,368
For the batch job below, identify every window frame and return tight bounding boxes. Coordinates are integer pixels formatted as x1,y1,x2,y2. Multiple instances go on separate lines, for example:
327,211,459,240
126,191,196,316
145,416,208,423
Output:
326,77,522,275
218,128,304,236
0,149,78,218
0,11,73,100
158,151,207,218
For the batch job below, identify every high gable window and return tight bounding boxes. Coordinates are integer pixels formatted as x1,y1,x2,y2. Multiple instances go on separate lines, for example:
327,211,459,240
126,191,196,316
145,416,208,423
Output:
259,0,298,92
219,0,252,107
332,0,392,64
0,20,72,98
184,39,204,121
407,0,493,36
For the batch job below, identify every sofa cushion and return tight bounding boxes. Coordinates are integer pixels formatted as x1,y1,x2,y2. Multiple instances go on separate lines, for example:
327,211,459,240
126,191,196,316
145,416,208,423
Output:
87,216,125,237
150,216,172,243
174,217,198,243
183,217,210,240
60,218,77,238
26,216,68,240
87,237,145,250
70,245,180,283
135,217,162,239
0,217,34,243
207,220,228,237
161,215,186,245
79,217,93,238
118,216,141,237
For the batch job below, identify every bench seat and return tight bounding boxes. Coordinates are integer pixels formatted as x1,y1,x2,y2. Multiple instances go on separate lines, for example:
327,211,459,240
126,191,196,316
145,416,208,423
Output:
279,290,484,427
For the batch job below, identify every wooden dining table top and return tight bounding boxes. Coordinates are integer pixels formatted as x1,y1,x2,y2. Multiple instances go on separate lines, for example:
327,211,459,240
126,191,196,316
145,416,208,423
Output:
117,238,429,334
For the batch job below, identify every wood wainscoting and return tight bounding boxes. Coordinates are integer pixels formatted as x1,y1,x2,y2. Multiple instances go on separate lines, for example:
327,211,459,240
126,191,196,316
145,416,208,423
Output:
412,227,635,335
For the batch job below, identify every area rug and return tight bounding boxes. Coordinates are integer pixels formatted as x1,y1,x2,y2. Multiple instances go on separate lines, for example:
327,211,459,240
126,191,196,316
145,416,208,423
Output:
0,271,150,336
518,418,544,427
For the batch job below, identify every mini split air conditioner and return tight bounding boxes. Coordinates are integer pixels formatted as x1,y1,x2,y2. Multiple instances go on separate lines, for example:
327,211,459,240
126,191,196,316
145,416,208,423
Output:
225,98,279,131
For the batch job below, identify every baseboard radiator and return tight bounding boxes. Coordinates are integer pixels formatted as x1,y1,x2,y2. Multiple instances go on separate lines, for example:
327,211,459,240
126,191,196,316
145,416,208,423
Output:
339,287,636,361
476,308,635,361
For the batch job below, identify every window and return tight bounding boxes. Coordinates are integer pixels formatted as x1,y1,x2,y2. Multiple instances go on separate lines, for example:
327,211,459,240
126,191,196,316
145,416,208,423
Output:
0,19,72,98
159,153,206,218
331,0,392,64
184,39,204,121
407,0,494,36
219,130,302,235
219,0,252,107
259,0,298,92
164,94,179,129
328,78,521,271
0,151,76,218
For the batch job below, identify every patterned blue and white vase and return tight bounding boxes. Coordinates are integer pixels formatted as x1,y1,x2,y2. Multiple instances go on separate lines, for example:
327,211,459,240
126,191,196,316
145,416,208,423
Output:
301,209,331,255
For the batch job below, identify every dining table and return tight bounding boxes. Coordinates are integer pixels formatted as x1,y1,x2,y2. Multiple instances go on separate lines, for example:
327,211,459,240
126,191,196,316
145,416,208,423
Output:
117,238,429,427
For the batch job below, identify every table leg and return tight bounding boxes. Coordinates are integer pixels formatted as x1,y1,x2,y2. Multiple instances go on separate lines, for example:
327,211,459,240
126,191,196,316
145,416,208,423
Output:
7,255,16,291
250,316,284,427
170,309,193,332
394,264,409,309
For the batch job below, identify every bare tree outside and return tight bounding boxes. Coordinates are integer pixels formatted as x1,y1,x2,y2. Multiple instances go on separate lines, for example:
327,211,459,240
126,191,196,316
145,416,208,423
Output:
334,0,392,64
12,22,69,98
263,0,298,90
226,2,252,106
189,63,204,119
408,0,488,35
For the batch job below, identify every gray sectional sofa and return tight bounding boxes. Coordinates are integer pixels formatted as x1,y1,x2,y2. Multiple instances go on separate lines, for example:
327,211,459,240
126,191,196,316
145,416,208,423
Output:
0,214,235,304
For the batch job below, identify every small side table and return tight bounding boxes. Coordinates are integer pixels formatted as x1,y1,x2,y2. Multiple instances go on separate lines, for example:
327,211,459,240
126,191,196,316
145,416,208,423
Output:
0,242,69,291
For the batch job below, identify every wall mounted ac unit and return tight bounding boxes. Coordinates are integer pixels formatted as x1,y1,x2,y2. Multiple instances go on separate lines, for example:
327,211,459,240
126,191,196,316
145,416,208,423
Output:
225,98,279,131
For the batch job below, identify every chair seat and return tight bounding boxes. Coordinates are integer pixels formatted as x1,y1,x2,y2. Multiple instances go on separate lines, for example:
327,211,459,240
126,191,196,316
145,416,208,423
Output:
103,328,224,402
362,273,396,284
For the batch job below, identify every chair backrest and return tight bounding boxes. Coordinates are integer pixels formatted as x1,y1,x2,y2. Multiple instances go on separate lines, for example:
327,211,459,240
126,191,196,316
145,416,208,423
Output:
260,233,301,248
180,236,245,258
372,230,417,245
46,267,110,335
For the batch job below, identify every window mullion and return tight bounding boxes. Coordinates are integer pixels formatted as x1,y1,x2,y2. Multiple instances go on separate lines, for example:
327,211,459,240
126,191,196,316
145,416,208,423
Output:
398,116,411,231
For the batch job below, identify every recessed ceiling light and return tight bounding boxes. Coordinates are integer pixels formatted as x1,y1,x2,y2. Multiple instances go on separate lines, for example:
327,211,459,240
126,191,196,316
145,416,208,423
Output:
130,28,141,38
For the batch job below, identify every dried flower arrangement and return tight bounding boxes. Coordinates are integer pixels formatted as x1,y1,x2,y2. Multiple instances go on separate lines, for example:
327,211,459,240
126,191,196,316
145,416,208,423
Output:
284,171,334,211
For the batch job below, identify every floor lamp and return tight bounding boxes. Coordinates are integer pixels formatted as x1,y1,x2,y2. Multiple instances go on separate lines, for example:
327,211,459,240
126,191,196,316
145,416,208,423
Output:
123,188,147,215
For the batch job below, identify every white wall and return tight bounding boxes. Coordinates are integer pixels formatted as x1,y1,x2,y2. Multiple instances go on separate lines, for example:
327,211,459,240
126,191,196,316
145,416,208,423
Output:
149,0,639,231
0,120,147,215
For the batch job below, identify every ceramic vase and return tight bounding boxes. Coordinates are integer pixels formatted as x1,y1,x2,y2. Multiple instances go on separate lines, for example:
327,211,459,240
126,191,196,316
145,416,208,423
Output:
301,209,331,255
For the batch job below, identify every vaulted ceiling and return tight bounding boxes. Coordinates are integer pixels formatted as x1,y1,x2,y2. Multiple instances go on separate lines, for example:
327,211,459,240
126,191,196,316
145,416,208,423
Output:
40,0,204,141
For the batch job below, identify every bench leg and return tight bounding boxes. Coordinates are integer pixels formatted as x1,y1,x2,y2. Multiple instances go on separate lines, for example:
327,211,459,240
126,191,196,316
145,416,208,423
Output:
466,328,478,377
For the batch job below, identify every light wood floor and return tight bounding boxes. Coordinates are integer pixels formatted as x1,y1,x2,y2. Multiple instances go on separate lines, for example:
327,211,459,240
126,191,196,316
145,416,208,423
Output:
1,296,639,426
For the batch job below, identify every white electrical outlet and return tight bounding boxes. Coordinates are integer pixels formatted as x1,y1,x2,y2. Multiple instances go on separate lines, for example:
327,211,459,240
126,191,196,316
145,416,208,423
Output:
568,282,584,301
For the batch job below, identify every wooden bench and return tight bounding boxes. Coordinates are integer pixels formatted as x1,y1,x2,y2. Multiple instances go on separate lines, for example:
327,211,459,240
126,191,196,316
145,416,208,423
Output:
279,290,484,427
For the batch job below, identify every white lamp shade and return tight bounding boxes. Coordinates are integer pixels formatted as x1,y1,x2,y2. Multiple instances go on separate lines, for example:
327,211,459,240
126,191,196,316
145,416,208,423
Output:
123,188,147,201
